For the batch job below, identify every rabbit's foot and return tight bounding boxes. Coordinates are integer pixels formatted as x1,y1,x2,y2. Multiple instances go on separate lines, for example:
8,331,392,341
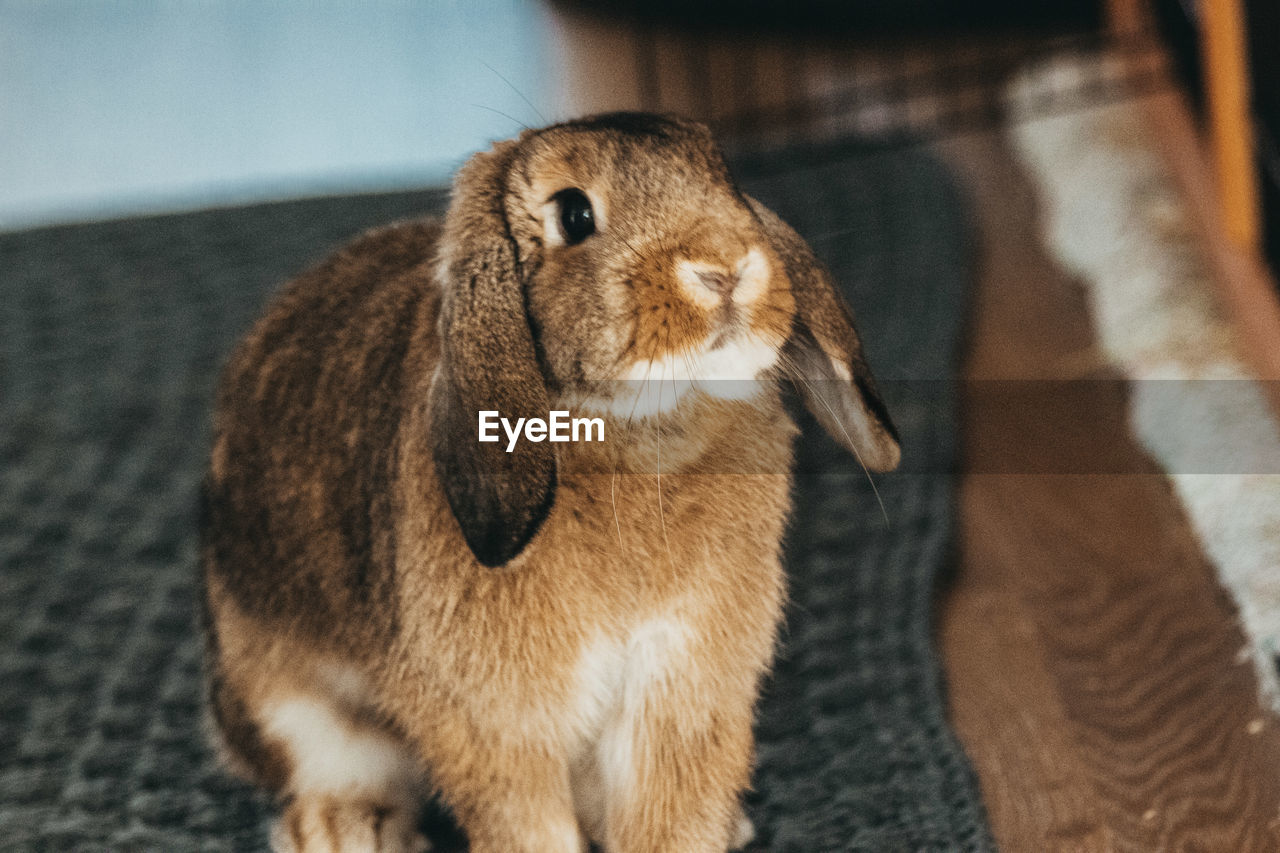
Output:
271,796,429,853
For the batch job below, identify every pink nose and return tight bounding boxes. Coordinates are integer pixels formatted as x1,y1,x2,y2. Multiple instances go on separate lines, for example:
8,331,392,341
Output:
696,270,737,299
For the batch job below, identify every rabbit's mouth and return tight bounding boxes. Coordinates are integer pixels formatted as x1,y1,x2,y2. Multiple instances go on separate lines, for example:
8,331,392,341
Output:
707,305,747,350
572,330,781,421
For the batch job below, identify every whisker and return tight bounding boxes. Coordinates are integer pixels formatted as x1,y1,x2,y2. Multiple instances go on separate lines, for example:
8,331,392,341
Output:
624,337,659,426
480,60,548,124
748,299,799,314
610,464,624,550
655,329,672,561
468,103,531,131
745,303,801,323
618,235,646,263
776,351,891,527
575,341,637,403
666,335,683,415
678,348,704,400
804,226,862,244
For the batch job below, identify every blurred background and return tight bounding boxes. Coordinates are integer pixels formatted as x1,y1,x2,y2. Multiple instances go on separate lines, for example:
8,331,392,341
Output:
6,1,1280,850
0,0,553,229
3,0,1275,266
0,0,1158,227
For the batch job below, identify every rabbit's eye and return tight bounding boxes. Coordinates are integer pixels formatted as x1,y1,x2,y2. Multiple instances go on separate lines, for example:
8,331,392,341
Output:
553,188,595,245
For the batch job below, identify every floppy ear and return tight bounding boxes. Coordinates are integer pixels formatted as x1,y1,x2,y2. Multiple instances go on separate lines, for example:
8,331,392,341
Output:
747,197,901,472
429,139,557,567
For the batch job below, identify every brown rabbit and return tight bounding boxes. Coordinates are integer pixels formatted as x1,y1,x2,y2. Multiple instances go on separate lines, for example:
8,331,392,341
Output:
200,112,899,853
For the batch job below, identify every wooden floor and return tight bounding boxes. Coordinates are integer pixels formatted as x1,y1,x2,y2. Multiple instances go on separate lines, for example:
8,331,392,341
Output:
937,129,1280,851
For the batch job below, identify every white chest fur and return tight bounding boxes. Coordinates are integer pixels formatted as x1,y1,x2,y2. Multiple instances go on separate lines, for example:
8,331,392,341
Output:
567,617,693,839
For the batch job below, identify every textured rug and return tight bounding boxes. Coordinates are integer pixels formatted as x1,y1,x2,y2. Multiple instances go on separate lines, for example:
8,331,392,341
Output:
1010,57,1280,713
0,142,993,851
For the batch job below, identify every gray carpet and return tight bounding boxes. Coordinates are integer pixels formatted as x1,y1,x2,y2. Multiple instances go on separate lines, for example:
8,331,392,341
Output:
0,143,993,851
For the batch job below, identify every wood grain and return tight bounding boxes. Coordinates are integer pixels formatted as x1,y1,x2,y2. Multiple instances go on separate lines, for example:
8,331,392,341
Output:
938,129,1280,852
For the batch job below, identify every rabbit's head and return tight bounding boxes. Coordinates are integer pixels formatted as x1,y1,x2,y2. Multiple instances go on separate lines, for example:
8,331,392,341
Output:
430,113,899,567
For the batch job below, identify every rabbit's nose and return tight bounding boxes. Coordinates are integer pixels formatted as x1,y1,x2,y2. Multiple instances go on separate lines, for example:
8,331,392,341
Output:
696,270,737,299
677,247,770,309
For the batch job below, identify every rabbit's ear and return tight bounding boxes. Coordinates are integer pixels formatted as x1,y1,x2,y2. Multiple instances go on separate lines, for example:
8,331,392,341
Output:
748,197,901,472
429,140,557,567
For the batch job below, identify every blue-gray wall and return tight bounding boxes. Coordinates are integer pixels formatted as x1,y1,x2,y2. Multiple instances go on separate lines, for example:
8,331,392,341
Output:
0,1,553,230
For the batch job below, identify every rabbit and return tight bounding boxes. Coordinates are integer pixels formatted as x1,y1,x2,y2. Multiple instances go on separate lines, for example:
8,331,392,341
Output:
200,112,900,853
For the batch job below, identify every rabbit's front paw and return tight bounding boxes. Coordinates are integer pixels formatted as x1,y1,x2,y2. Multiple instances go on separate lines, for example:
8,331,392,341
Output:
270,797,429,853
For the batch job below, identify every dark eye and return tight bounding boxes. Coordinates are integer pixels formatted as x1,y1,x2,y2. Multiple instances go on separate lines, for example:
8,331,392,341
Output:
553,188,595,245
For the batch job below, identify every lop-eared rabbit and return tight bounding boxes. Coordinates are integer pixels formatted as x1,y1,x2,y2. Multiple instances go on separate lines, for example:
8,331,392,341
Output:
201,112,899,852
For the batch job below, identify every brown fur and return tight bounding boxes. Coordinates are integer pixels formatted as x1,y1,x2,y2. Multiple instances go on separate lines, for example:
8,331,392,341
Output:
201,112,899,853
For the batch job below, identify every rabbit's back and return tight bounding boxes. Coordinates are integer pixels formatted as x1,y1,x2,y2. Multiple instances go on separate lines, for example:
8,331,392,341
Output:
201,219,443,651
